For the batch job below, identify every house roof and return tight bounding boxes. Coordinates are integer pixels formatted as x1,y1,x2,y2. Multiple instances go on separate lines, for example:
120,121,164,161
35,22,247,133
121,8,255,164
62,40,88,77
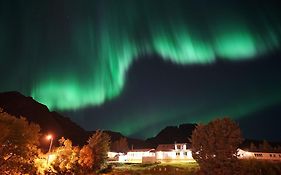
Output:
156,144,175,151
128,148,155,152
156,143,190,151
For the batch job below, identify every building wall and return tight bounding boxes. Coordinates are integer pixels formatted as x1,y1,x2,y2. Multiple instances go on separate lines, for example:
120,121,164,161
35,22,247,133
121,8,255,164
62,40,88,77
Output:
112,148,281,164
238,149,281,161
156,150,194,162
127,151,156,163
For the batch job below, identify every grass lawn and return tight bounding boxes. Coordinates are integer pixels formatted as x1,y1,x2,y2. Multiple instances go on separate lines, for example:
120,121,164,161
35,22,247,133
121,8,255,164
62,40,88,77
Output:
104,162,199,175
102,160,281,175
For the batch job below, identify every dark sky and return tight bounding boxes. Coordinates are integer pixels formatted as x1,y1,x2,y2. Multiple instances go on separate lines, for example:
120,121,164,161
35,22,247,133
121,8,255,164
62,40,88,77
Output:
63,53,281,140
0,0,281,140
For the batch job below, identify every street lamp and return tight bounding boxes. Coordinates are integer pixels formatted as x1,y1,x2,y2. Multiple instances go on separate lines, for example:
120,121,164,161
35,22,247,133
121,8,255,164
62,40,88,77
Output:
46,134,53,164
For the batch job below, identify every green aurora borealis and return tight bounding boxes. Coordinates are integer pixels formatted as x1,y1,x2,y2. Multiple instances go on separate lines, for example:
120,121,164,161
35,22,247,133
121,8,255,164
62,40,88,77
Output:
1,0,281,138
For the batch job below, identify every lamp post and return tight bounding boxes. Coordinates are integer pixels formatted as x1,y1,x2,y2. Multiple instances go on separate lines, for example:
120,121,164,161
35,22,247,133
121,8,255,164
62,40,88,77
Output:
46,134,53,164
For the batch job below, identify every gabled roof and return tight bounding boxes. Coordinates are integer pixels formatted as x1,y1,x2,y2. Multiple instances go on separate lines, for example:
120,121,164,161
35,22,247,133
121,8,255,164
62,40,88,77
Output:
128,148,155,152
156,144,175,151
156,143,191,151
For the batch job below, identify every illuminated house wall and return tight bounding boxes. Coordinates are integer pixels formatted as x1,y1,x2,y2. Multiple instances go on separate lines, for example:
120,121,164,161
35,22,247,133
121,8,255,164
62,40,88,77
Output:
108,151,119,159
126,143,195,163
156,143,194,163
237,149,281,161
127,149,156,163
115,146,281,164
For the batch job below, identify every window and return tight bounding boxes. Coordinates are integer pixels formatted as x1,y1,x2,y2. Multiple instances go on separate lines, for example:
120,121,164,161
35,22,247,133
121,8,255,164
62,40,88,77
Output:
176,152,180,156
254,153,263,157
184,152,188,156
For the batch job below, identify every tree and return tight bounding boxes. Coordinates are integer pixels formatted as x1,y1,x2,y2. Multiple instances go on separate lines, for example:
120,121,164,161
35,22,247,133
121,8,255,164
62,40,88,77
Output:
0,122,10,144
250,142,257,152
34,137,82,175
0,108,40,174
78,145,93,171
87,130,111,171
191,118,243,175
111,137,129,153
260,140,272,152
52,137,80,174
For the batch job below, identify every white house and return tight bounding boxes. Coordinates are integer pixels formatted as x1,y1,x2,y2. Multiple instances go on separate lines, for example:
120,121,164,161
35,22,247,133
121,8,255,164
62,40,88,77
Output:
156,143,194,162
111,145,281,164
108,151,119,160
237,149,281,161
127,149,156,163
125,143,195,163
107,152,127,162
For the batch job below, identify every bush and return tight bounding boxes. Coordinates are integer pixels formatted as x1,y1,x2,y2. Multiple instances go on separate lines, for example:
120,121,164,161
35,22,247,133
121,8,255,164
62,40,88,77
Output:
240,159,281,175
191,118,243,175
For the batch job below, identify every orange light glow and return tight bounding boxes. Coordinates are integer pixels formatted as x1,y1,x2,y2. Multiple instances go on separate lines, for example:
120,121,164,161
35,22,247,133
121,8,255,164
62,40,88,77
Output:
46,134,53,140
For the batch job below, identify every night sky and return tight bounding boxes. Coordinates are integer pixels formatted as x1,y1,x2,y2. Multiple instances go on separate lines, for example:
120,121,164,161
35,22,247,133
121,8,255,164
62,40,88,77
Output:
1,0,281,140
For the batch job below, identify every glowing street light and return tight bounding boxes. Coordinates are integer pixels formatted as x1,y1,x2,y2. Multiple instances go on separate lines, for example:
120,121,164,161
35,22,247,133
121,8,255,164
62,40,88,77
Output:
46,134,53,164
46,134,52,141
